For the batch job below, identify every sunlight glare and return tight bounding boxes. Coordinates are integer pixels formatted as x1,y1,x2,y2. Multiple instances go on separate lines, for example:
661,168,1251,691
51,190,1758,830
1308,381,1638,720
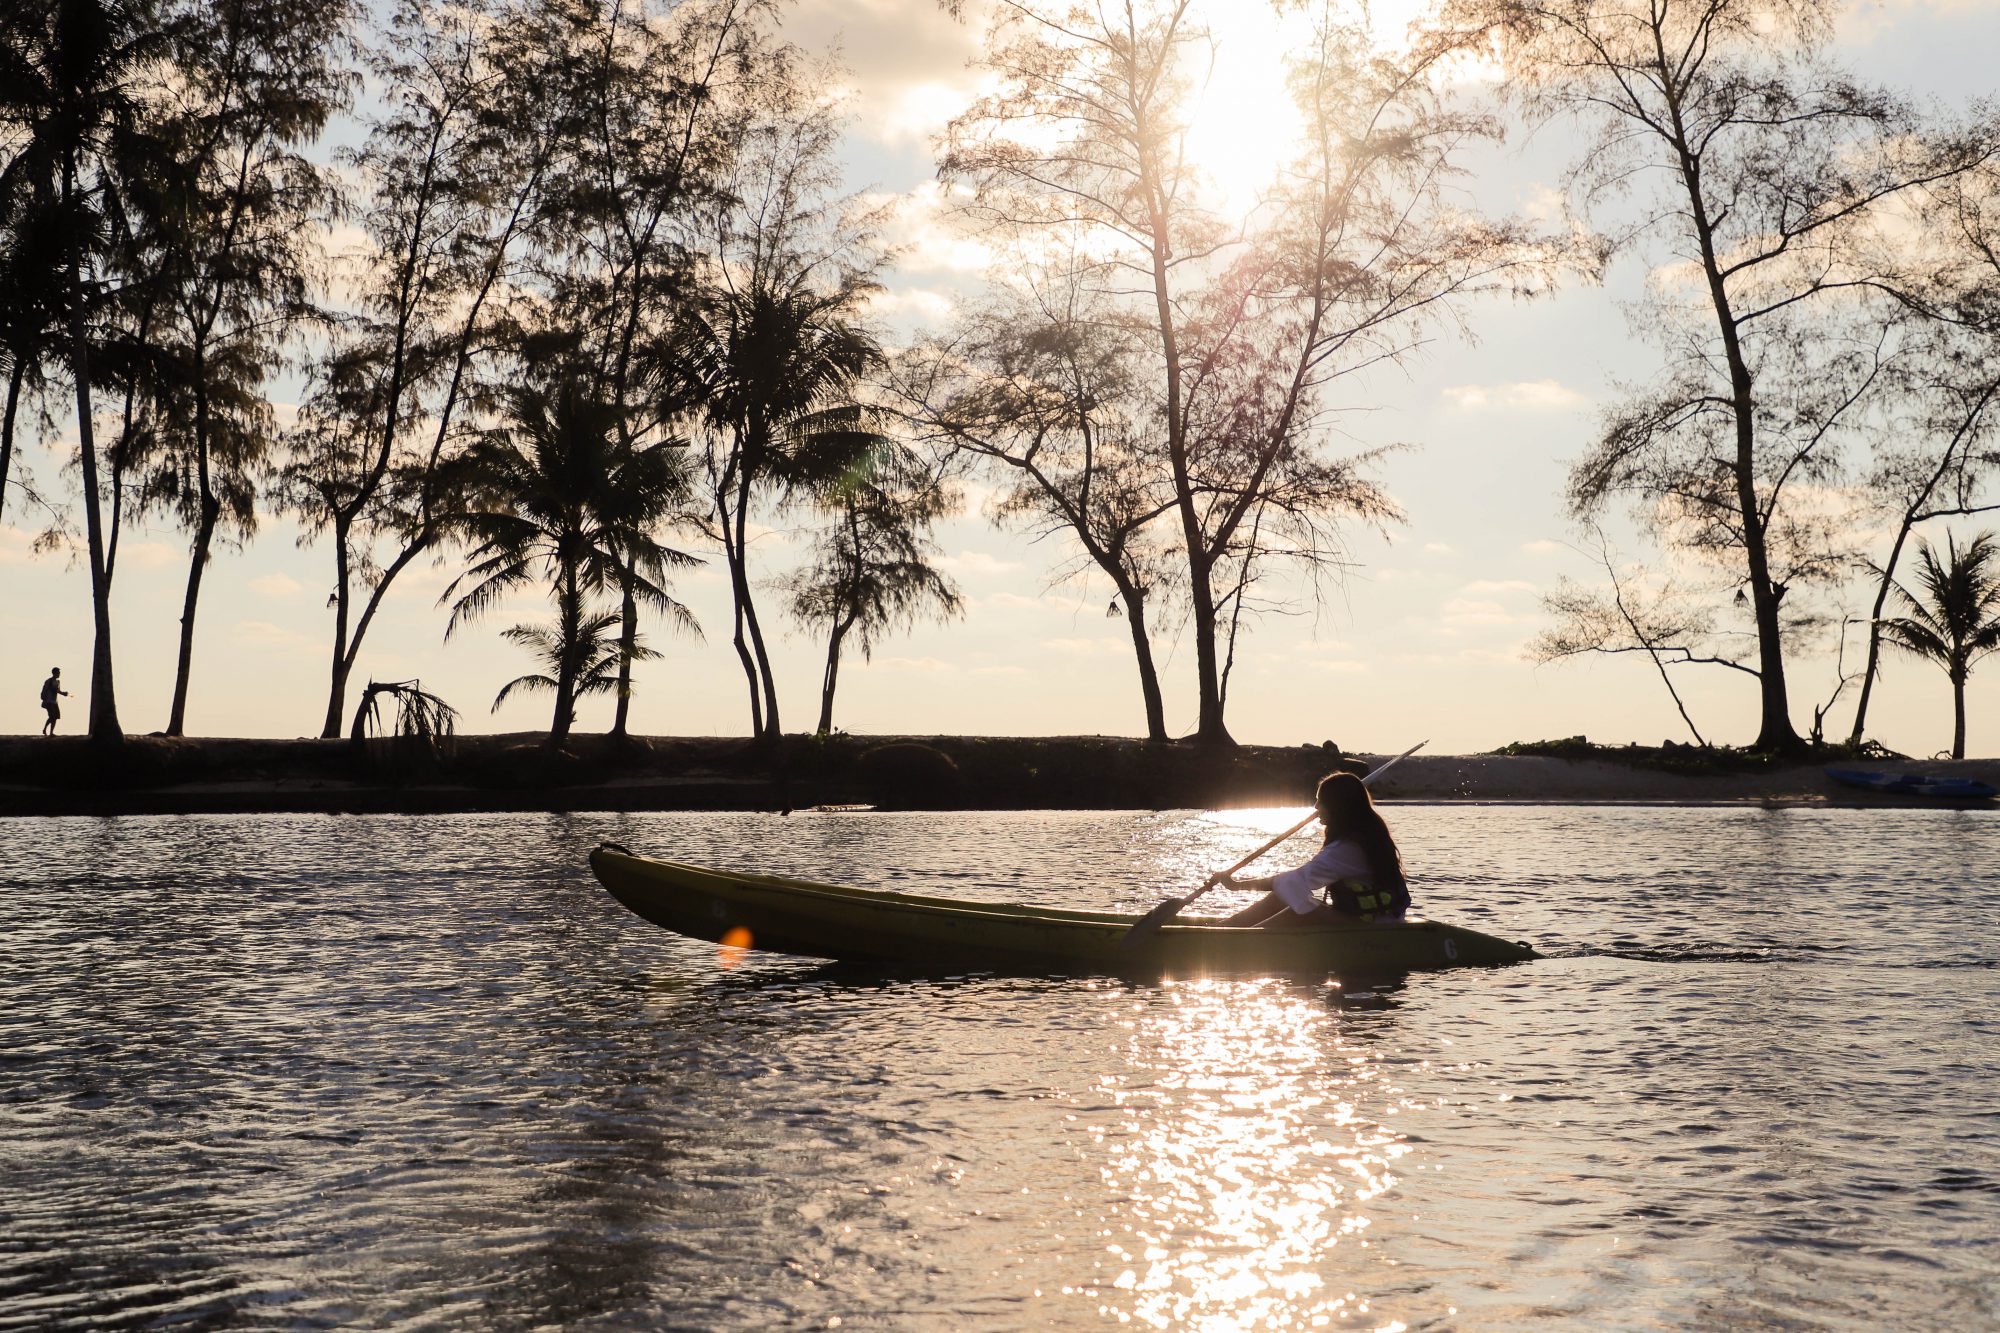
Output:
1182,7,1310,218
1181,1,1436,220
1092,979,1412,1328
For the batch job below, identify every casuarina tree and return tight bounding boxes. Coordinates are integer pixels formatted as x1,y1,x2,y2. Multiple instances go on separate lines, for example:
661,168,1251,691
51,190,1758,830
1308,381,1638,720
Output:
1441,0,2000,751
943,0,1552,744
783,440,961,736
0,0,190,743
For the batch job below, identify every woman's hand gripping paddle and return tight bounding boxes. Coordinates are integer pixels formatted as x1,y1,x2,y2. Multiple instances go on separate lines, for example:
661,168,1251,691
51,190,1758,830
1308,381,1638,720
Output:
1117,740,1427,949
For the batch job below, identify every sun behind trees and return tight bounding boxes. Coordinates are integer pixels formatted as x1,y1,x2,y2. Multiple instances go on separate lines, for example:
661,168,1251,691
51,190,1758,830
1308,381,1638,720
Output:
935,0,1561,746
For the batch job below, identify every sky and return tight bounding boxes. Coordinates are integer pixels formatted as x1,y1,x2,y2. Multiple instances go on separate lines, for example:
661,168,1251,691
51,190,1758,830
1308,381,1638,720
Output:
4,0,2000,756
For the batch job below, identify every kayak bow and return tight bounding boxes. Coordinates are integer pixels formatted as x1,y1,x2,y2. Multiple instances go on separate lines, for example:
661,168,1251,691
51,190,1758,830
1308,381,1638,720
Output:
589,844,1537,977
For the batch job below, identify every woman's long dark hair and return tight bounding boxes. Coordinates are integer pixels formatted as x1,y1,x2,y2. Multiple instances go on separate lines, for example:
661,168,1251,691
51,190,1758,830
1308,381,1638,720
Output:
1315,771,1405,891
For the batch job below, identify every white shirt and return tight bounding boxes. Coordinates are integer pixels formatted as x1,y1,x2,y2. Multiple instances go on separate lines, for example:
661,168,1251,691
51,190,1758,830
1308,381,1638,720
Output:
1270,838,1375,915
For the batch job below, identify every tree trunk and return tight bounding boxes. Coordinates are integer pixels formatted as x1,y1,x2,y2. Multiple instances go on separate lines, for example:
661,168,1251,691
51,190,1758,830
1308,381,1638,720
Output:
744,591,780,742
816,614,854,736
1848,531,1910,748
166,498,221,736
1186,549,1233,745
0,358,22,522
716,482,764,737
1658,42,1800,754
611,576,637,737
166,368,221,737
66,158,121,744
1740,490,1800,752
732,466,780,742
550,564,580,746
1137,103,1230,747
1849,388,1997,745
1952,665,1967,761
320,514,354,738
1118,583,1168,743
324,530,430,739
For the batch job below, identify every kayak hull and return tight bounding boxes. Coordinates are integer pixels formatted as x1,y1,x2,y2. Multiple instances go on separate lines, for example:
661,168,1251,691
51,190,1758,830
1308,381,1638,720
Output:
589,844,1537,977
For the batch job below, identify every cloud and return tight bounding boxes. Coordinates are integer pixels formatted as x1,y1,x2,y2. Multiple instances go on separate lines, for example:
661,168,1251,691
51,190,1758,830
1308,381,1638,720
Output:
1458,578,1537,596
1422,541,1455,555
124,541,180,570
863,284,958,324
872,655,958,673
779,0,985,146
250,572,301,597
1456,644,1530,665
971,664,1028,676
869,78,994,147
979,591,1045,610
1521,538,1567,555
1440,379,1589,413
1373,567,1451,586
1519,184,1568,223
863,182,998,276
1439,594,1539,627
937,549,1024,576
0,525,34,565
231,620,317,655
1040,636,1125,657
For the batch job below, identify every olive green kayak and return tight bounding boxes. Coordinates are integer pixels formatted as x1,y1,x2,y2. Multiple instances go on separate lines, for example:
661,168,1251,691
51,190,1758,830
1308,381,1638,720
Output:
589,843,1538,977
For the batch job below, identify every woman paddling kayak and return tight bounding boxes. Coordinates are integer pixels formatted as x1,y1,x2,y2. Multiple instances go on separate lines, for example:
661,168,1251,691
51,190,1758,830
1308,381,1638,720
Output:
1218,771,1410,928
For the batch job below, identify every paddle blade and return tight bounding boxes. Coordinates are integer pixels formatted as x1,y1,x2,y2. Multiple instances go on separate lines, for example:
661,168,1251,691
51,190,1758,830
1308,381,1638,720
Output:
1119,896,1187,950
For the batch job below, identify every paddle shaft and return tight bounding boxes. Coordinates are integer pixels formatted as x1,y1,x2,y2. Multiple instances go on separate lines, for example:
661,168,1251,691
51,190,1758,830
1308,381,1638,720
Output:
1170,739,1426,918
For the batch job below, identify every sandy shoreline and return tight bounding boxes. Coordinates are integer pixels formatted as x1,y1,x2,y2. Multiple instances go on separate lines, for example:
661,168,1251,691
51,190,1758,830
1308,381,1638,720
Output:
1,733,1995,816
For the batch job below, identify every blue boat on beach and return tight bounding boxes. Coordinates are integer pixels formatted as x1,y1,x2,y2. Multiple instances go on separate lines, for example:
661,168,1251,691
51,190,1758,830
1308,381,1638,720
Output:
1826,769,1999,801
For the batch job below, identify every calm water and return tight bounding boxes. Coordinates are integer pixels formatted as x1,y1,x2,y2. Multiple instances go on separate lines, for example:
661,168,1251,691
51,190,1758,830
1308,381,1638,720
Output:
2,806,1996,1330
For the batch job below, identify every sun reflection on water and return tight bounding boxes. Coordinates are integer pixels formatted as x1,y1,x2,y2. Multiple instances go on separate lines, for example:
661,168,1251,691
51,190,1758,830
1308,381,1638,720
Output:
1084,979,1411,1330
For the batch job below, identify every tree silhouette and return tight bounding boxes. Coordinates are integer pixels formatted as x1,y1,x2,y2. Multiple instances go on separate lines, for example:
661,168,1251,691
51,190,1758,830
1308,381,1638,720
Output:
0,0,189,743
784,442,960,735
944,0,1537,744
134,0,351,736
899,256,1178,741
1878,532,2000,760
443,375,693,745
1446,0,1999,751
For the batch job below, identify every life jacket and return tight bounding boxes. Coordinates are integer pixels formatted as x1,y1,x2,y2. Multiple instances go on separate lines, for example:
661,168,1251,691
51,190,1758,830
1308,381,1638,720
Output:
1324,877,1408,920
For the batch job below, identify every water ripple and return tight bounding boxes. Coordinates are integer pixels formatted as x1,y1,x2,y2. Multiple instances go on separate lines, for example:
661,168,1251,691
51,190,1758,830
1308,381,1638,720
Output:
1,807,1996,1329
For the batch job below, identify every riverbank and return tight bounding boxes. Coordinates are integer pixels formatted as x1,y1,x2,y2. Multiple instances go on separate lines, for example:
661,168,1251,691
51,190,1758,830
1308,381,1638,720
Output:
2,732,1995,816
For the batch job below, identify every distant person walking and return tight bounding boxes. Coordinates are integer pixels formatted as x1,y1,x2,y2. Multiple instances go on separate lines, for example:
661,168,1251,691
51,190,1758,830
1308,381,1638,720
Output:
40,667,67,735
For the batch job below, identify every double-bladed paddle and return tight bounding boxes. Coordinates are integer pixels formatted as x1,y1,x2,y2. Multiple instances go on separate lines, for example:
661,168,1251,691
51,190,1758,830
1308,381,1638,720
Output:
1118,740,1428,948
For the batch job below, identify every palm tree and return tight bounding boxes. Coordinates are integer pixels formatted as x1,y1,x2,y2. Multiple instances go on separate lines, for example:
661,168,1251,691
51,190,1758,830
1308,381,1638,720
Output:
676,282,887,743
442,375,693,745
1879,531,2000,760
489,611,637,730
